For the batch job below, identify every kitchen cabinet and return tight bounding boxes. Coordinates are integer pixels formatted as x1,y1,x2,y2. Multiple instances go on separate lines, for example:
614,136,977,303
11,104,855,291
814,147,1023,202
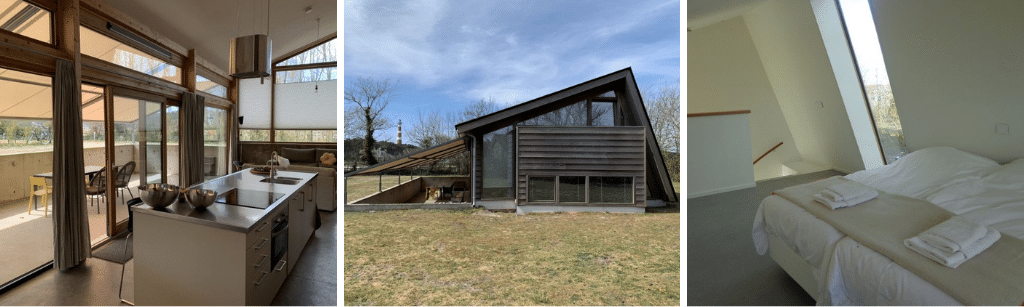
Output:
133,170,318,306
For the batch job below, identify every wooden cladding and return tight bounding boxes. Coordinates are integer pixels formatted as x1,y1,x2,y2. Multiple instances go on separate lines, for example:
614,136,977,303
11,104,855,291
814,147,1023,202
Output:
516,126,646,206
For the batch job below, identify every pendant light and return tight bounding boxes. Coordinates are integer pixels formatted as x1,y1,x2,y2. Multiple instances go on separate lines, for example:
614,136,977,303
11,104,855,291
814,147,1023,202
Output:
314,18,320,93
229,0,272,79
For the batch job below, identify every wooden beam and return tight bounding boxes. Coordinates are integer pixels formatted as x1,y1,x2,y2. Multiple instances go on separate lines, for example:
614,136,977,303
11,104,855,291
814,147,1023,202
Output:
79,0,188,57
0,27,68,60
273,62,336,72
195,56,230,82
81,55,186,98
183,49,197,92
196,91,232,108
196,63,231,87
78,8,185,67
272,32,337,65
25,0,57,11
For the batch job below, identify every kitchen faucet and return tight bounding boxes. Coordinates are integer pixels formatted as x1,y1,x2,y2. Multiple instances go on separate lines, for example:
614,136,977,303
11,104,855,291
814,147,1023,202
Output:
268,151,280,178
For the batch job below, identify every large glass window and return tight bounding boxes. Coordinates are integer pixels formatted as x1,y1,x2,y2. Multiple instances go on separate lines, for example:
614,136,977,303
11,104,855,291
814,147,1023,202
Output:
196,75,227,98
482,126,514,199
275,130,337,143
838,0,908,164
240,129,270,142
204,107,228,179
0,68,53,287
558,176,586,203
527,177,555,202
278,38,337,65
588,177,633,204
79,26,181,85
166,105,179,185
0,0,51,43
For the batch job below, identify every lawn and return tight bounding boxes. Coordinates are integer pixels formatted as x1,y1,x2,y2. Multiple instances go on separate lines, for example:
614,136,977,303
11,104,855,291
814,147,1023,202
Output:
344,175,419,204
344,209,680,306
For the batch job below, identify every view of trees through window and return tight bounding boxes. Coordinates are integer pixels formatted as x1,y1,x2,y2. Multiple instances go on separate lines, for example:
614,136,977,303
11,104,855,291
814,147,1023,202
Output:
838,0,908,164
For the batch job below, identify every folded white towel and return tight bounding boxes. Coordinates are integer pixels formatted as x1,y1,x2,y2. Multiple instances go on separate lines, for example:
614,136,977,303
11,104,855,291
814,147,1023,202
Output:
822,181,875,201
813,190,878,209
918,216,988,253
904,227,1001,269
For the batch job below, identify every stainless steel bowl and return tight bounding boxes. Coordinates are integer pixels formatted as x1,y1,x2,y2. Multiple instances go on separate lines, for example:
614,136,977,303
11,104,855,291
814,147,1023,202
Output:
139,183,180,208
184,188,218,209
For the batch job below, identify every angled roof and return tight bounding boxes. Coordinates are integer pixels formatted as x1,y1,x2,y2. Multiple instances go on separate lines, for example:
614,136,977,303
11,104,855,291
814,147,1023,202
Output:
456,67,678,202
344,137,468,177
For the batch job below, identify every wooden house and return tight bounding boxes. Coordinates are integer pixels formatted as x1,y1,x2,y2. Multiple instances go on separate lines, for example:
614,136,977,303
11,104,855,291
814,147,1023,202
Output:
348,67,677,213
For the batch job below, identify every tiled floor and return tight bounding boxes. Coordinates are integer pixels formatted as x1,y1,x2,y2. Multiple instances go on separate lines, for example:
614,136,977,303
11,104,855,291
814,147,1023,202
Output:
0,210,338,306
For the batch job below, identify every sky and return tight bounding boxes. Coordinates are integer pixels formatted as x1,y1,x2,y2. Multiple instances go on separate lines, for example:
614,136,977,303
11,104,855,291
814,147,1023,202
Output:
839,0,890,86
344,0,681,145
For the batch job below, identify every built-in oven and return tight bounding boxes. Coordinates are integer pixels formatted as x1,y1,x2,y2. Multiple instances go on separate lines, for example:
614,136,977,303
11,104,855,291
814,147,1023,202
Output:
271,213,288,267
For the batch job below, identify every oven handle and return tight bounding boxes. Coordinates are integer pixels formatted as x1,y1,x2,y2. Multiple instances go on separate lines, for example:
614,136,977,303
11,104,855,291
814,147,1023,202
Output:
275,260,287,271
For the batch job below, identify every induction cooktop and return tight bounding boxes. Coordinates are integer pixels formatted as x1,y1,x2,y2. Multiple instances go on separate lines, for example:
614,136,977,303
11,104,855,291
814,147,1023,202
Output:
214,188,285,209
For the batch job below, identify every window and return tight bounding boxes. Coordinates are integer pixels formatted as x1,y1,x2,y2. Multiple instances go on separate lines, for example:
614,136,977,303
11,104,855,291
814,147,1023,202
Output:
79,26,181,85
196,75,227,98
558,176,586,203
838,0,908,164
239,129,270,142
277,38,336,65
275,130,337,143
527,177,555,202
0,0,51,43
482,126,514,199
588,177,632,204
204,107,228,179
0,68,53,288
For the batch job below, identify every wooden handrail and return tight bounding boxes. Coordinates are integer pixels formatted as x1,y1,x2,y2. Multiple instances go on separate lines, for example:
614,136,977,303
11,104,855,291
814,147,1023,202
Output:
753,142,784,165
687,110,751,117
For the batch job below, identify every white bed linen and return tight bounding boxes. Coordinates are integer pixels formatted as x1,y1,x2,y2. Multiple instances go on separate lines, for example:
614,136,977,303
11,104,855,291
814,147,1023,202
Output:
752,147,1024,305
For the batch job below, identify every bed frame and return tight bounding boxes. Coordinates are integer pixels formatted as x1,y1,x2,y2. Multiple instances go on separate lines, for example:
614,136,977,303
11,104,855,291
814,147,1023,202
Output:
767,232,821,302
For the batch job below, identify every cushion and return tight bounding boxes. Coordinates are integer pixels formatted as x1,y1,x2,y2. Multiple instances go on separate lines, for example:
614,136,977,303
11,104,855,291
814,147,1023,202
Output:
281,148,316,163
315,148,337,160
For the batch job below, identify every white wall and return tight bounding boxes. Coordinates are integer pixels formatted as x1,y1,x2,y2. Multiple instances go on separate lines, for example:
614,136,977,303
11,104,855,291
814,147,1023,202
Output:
744,0,866,174
688,17,801,180
870,0,1024,162
687,114,755,198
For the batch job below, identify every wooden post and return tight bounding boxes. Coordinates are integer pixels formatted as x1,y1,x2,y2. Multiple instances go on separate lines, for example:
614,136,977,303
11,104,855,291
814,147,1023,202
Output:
183,49,197,92
378,174,382,192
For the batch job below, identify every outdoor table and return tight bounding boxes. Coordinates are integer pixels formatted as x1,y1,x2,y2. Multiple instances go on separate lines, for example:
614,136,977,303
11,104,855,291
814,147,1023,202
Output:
30,166,105,210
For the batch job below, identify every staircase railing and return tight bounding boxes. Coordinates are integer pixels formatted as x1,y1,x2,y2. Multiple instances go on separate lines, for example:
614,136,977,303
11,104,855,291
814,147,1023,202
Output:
753,142,783,165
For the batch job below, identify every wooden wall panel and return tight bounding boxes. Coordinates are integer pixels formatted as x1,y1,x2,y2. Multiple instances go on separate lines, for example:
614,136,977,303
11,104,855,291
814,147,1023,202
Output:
515,126,645,206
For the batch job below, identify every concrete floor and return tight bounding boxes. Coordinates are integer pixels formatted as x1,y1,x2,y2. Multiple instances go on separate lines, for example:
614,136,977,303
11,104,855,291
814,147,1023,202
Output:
0,210,337,306
687,170,843,306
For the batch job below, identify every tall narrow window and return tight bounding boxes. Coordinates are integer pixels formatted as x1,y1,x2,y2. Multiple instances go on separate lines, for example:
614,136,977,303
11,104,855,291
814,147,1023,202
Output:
838,0,908,163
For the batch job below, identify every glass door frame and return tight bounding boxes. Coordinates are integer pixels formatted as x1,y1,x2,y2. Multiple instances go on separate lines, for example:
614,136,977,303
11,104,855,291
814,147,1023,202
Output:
105,86,178,235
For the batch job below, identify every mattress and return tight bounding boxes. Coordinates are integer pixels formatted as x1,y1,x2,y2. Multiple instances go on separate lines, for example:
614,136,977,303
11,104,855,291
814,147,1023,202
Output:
753,147,1024,305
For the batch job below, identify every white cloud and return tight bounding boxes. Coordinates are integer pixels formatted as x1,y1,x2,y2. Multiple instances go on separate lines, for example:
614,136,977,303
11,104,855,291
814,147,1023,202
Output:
345,0,680,105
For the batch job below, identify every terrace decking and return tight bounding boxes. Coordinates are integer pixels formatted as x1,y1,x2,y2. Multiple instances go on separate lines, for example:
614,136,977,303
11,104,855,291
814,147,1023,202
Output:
0,173,161,285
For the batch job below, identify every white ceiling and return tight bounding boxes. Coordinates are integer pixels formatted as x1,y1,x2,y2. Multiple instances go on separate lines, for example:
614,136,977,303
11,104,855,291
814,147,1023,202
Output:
102,0,338,74
687,0,768,30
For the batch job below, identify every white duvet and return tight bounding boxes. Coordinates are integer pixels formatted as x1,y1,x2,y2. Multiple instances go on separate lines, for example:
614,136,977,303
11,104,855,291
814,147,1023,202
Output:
753,147,1024,305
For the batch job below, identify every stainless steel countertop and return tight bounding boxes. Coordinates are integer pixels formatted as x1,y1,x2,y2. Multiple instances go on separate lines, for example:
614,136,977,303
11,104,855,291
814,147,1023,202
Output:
131,168,319,232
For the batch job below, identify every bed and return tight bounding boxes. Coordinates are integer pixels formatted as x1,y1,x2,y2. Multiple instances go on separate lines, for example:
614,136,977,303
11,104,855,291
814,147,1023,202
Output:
752,146,1024,305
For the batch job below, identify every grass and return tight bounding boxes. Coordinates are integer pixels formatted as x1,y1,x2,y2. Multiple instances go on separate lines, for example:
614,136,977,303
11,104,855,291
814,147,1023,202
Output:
344,175,419,203
344,209,680,306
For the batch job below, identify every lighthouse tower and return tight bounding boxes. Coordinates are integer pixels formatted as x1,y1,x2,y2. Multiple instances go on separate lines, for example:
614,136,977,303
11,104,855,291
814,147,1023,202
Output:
397,119,402,145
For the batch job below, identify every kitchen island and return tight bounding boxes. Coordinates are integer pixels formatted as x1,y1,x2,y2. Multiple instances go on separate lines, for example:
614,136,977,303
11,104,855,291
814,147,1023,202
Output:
132,168,320,305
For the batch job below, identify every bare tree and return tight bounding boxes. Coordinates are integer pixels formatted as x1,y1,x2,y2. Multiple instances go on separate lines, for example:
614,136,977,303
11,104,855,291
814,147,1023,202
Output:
408,111,456,148
459,98,502,122
644,82,680,153
344,77,398,166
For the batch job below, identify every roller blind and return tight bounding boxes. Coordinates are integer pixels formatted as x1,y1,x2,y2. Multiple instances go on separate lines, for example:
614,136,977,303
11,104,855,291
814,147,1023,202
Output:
273,80,337,129
238,78,271,129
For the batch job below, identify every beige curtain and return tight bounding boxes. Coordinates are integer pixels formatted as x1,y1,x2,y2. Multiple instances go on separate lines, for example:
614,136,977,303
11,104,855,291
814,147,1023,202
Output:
180,93,205,187
52,59,90,269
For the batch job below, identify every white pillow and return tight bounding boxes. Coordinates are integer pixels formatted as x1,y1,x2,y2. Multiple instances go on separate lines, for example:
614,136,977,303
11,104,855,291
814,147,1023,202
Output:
845,146,998,198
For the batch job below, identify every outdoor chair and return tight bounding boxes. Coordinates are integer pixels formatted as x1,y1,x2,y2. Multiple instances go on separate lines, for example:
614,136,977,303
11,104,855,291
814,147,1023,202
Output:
441,181,468,202
115,161,136,205
85,167,107,214
28,176,52,217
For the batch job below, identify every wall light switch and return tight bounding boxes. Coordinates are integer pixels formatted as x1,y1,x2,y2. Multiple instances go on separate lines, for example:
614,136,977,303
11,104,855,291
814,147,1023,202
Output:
816,101,824,108
997,123,1010,134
